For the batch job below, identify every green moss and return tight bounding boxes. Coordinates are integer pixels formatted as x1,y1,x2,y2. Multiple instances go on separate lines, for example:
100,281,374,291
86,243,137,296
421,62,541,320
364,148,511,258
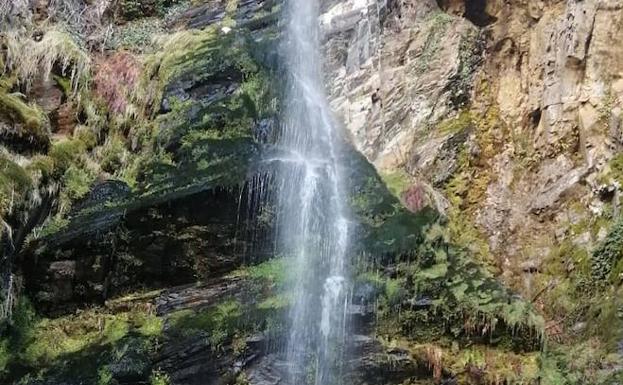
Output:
437,110,473,135
97,366,113,385
53,75,72,97
73,125,100,150
49,139,87,171
167,300,243,348
444,109,497,271
257,293,292,310
0,91,47,134
27,155,55,180
0,298,164,383
380,170,412,198
357,272,405,306
233,258,290,287
139,28,259,114
0,154,33,217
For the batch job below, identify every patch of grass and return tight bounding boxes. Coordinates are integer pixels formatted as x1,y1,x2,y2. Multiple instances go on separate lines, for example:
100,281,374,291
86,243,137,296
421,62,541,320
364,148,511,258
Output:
257,293,292,310
167,300,243,348
380,170,412,198
437,110,473,135
232,258,291,288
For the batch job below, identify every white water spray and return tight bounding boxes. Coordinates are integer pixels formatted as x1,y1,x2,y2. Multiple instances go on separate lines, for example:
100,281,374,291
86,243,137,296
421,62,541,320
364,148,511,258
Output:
274,0,351,384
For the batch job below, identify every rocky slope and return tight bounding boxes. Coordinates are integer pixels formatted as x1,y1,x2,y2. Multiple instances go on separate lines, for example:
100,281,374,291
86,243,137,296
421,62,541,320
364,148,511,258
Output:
0,0,620,384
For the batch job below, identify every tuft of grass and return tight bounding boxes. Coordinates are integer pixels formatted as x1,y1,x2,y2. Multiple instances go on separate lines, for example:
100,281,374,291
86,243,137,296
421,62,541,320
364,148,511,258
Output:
0,154,33,217
4,27,91,95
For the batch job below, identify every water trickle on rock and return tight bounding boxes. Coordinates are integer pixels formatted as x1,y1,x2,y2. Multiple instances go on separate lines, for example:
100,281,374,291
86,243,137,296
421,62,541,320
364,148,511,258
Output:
274,0,352,384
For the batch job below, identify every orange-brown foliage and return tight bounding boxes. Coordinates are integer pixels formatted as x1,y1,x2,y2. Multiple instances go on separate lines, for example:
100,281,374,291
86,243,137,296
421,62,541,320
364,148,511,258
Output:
93,51,141,114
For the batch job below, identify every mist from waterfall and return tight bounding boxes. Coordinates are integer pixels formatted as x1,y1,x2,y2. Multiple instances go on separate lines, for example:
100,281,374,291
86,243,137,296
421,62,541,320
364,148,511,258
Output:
273,0,351,384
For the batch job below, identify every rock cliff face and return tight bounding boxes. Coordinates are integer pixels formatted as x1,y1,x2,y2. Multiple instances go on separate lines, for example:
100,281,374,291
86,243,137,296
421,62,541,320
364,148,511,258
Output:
322,0,623,366
0,0,621,384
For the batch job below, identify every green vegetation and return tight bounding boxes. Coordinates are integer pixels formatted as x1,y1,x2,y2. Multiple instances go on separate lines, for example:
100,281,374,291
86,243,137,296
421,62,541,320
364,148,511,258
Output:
437,110,473,135
0,92,47,134
118,0,180,21
367,224,544,346
0,296,163,383
168,300,242,348
0,154,33,217
138,27,260,114
443,106,501,272
150,370,170,385
232,257,291,287
380,170,412,198
4,27,91,94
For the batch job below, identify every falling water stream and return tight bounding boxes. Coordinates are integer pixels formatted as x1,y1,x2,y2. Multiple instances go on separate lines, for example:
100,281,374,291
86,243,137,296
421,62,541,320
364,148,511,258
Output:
274,0,351,384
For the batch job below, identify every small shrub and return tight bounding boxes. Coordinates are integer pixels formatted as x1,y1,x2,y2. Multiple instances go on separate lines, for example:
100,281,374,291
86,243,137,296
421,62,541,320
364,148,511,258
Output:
100,135,129,174
150,370,170,385
592,220,623,282
62,165,95,200
98,366,113,385
93,52,141,115
49,139,86,171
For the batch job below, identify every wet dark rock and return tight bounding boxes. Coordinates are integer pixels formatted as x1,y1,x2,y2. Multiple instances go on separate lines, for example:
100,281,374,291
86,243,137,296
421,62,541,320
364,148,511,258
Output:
246,354,288,385
155,276,245,315
405,296,434,308
170,0,279,31
71,180,131,214
24,181,271,314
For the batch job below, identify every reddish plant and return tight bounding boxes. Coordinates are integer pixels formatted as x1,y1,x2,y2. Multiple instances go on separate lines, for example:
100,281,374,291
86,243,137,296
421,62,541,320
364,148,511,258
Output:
93,51,141,114
401,183,427,213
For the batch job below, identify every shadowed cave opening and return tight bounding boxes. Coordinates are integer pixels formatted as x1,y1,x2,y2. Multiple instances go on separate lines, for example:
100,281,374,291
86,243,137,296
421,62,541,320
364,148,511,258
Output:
436,0,497,27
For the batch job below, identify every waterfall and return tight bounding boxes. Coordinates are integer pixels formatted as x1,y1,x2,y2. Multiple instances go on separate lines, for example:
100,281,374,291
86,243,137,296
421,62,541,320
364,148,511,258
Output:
274,0,351,384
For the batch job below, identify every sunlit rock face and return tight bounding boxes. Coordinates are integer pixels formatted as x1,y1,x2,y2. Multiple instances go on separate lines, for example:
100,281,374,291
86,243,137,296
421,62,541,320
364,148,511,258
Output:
320,0,477,172
321,0,623,290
